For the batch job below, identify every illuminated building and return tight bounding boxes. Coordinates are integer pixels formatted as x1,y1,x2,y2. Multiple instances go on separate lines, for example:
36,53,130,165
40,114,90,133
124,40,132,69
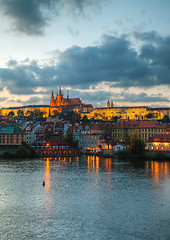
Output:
81,104,170,121
0,87,93,117
112,120,167,142
146,134,170,151
0,105,50,118
0,126,26,145
50,87,82,107
0,91,169,120
50,87,93,114
24,123,42,144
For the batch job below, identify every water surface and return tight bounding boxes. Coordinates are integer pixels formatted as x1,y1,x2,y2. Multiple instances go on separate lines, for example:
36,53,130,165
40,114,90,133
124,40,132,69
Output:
0,156,170,240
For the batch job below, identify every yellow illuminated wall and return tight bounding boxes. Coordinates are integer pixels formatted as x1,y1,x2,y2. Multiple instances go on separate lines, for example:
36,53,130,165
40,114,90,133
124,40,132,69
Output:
0,105,169,120
146,141,170,151
0,106,64,118
81,106,166,121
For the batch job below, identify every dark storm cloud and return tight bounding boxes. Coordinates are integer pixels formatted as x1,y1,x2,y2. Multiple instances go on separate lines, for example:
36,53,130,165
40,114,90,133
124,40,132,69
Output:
0,32,170,99
79,91,169,105
116,92,170,103
68,90,113,103
0,0,99,35
58,88,169,106
20,96,50,105
139,35,170,86
56,36,150,88
0,59,58,94
55,33,170,88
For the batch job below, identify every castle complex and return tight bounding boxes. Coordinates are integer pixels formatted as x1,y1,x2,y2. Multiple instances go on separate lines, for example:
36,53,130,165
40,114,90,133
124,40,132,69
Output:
0,87,169,120
0,87,93,117
50,87,93,114
50,87,82,107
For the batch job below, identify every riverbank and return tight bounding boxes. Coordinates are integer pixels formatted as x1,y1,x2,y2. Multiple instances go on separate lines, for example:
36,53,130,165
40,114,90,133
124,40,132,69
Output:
1,145,170,161
102,150,170,161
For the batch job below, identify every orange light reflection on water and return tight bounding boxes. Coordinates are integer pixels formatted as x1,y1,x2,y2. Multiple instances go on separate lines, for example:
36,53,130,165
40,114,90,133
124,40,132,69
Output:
43,157,52,216
87,155,96,172
105,158,111,172
76,156,79,168
145,161,169,185
45,157,51,191
96,156,99,174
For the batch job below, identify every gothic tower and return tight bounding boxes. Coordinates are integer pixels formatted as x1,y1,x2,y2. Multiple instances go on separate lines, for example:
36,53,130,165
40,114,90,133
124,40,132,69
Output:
50,91,55,106
56,86,64,106
107,100,110,108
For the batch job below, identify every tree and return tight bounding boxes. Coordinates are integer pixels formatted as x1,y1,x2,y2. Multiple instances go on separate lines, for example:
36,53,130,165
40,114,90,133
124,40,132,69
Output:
65,132,78,149
94,113,98,119
82,115,88,122
145,113,153,119
130,130,145,155
60,111,81,121
16,142,37,157
34,109,46,118
8,111,14,117
111,116,119,122
25,110,33,117
162,115,170,123
52,110,61,118
17,109,24,117
25,109,46,120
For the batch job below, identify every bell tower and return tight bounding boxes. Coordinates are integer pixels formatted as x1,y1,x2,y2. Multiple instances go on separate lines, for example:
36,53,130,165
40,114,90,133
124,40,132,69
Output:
107,100,110,108
50,91,55,106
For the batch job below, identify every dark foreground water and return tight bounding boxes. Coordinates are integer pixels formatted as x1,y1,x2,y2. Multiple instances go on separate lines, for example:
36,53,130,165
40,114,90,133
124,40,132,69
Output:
0,156,170,240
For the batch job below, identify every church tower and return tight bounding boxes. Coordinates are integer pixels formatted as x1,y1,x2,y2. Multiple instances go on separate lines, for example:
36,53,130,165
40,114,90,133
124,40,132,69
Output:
50,91,55,106
107,100,110,108
56,86,64,106
111,100,113,108
59,86,61,95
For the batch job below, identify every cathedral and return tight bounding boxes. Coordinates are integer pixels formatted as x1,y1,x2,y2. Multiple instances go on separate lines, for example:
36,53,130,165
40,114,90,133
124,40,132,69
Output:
50,87,82,107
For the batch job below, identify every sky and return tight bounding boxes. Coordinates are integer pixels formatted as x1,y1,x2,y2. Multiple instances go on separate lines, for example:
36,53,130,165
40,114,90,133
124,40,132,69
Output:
0,0,170,109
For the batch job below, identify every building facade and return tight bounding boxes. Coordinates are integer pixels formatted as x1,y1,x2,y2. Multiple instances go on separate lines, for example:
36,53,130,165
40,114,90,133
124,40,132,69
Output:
0,126,26,145
112,120,167,143
146,134,170,151
81,105,170,121
50,87,82,107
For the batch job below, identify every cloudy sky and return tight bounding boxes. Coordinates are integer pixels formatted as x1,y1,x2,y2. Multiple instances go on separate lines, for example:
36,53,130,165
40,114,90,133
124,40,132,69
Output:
0,0,170,108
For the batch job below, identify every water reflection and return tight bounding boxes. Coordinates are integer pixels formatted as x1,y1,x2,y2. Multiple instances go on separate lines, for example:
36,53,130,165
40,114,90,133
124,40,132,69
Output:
0,156,170,240
105,158,111,172
87,155,113,173
44,157,51,191
87,155,98,172
87,156,113,186
145,161,169,185
76,156,79,168
43,157,52,216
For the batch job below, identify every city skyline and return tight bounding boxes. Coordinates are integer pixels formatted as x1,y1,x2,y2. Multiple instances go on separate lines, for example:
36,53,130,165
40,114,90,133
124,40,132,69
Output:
0,0,170,108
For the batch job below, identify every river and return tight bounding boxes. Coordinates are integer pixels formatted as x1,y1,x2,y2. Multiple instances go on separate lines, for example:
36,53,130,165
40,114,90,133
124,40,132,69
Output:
0,155,170,240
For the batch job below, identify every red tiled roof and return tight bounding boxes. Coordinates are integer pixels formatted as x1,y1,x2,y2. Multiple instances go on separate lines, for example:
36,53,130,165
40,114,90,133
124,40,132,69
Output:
147,134,170,143
113,120,166,129
45,139,69,146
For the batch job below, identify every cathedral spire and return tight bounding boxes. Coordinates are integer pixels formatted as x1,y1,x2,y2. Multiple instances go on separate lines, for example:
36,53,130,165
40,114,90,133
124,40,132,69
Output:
107,100,110,108
67,91,69,99
59,86,61,95
50,90,55,106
